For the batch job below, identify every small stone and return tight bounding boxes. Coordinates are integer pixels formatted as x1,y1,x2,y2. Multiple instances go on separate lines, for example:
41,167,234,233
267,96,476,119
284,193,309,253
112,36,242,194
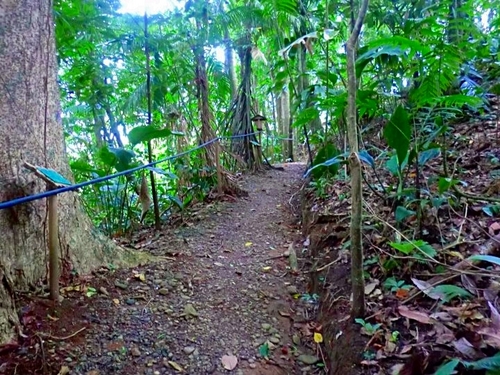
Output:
86,371,100,375
158,288,169,296
286,285,298,295
131,347,141,357
114,280,129,290
99,287,109,296
269,336,280,344
183,346,196,355
249,363,257,369
261,323,271,331
126,298,136,306
297,354,319,365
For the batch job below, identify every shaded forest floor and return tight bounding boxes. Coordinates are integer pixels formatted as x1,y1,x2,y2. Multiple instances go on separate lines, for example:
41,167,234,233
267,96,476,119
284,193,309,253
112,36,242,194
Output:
1,163,334,375
4,109,500,375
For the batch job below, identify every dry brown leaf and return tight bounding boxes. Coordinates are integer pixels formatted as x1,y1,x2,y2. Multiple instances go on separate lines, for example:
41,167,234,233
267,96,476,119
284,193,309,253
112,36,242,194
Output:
221,355,238,370
479,327,500,349
411,278,442,300
489,301,500,330
398,305,431,324
452,337,480,359
138,174,151,223
461,274,478,296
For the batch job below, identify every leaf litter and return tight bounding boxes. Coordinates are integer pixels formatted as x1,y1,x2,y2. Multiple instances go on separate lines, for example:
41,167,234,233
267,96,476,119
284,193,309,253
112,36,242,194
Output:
301,105,500,374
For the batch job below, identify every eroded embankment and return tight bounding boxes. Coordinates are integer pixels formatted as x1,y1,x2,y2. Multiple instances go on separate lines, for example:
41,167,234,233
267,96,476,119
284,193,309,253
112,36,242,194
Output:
301,186,369,375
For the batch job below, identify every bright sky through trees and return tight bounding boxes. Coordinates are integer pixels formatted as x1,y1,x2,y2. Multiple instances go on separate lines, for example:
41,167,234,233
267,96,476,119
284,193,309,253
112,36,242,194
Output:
119,0,182,15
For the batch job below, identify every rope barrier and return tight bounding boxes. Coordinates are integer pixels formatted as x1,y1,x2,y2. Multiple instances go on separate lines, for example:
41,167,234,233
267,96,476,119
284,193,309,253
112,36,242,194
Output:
0,132,259,210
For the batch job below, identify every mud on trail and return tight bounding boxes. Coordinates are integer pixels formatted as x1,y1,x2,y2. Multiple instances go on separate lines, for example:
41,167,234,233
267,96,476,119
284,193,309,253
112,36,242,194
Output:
1,163,330,375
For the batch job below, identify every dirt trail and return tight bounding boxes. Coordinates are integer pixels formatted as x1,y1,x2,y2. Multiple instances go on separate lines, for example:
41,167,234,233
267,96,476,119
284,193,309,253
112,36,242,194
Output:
3,163,322,375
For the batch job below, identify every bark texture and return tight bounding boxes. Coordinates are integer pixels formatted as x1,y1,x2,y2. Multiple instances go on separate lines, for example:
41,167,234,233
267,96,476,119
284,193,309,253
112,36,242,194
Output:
0,0,144,345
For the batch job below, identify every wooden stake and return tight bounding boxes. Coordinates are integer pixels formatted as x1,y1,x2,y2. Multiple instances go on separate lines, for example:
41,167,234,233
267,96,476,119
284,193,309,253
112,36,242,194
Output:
215,140,223,194
48,194,60,301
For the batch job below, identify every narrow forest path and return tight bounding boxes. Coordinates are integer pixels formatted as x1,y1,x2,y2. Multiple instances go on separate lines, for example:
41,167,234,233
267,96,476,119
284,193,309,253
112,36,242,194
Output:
8,163,324,375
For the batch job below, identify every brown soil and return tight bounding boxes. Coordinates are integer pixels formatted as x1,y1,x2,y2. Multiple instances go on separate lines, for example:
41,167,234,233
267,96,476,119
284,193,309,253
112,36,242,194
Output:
301,188,368,375
0,162,343,375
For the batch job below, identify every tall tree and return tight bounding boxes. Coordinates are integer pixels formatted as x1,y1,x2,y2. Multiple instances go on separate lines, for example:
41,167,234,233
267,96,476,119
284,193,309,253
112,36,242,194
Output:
0,0,141,344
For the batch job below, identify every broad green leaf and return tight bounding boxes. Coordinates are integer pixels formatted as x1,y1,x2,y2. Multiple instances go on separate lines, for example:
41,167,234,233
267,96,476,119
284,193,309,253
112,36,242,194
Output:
310,144,342,179
483,205,500,217
293,107,320,128
438,177,459,194
167,195,184,210
358,150,375,168
389,241,415,255
383,105,411,169
469,352,500,370
434,359,460,375
431,285,472,302
418,148,440,165
395,206,415,222
468,255,500,267
389,240,436,258
128,126,183,146
386,154,399,176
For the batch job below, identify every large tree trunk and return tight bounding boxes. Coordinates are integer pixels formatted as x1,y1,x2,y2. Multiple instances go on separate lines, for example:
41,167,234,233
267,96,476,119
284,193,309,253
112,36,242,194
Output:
230,44,263,170
0,0,144,345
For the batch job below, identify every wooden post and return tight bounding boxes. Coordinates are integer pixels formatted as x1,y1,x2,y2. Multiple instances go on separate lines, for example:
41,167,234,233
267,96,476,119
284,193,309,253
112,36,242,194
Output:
23,162,71,303
215,139,223,194
48,193,60,301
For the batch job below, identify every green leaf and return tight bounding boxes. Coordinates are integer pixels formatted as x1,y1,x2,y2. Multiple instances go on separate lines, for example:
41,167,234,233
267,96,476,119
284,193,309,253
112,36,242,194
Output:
395,206,415,222
310,144,342,179
358,150,375,168
483,205,500,217
389,240,436,258
108,147,136,172
128,126,183,146
434,359,460,375
167,195,184,210
293,107,320,128
438,177,459,194
418,148,440,166
431,285,472,302
469,352,500,370
386,154,399,176
259,342,270,358
383,105,411,169
468,255,500,267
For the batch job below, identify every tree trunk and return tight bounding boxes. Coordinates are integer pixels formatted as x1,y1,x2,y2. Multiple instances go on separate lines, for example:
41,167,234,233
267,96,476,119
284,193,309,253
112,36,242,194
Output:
0,0,144,345
346,0,370,318
282,88,292,160
224,32,238,101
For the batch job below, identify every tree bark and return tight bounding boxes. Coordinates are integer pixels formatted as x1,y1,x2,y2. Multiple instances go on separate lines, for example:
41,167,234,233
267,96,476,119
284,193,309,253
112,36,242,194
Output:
346,0,370,318
0,0,144,345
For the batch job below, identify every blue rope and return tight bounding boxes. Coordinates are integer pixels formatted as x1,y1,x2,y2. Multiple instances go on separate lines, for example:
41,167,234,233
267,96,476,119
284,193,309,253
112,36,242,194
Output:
0,132,257,210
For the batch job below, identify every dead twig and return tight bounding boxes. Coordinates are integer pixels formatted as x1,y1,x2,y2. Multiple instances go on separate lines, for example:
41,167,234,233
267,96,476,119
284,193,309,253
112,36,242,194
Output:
36,326,87,341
